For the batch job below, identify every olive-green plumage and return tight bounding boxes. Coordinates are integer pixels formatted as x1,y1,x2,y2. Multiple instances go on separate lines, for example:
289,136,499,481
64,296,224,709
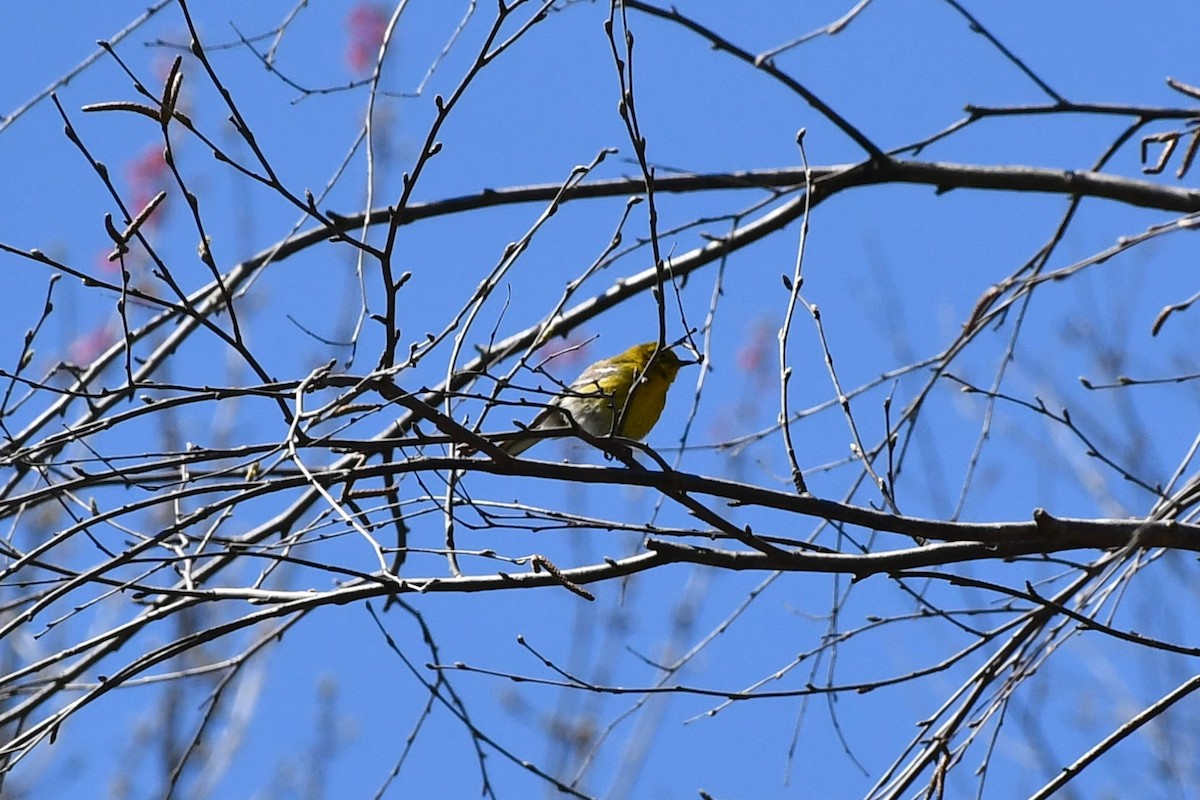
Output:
500,342,689,456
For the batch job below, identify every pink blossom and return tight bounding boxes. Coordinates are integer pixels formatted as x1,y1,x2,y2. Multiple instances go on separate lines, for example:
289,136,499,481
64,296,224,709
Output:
346,4,389,74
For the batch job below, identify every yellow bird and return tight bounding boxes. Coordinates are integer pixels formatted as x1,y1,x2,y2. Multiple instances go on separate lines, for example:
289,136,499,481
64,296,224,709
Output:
494,341,693,457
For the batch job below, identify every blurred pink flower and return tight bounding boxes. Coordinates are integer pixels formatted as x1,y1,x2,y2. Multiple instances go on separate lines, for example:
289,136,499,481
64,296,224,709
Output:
736,320,773,381
125,144,169,229
347,4,390,74
94,247,121,275
69,320,118,364
544,336,592,372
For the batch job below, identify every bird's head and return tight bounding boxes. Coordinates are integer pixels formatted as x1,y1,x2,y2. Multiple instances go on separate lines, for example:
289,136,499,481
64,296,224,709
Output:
629,342,697,383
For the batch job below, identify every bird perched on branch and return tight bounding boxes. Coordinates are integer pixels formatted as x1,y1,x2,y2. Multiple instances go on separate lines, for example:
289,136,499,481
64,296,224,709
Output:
484,341,694,457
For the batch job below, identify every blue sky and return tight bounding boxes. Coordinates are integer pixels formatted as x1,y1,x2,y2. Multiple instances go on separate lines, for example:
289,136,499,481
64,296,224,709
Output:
3,2,1200,798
